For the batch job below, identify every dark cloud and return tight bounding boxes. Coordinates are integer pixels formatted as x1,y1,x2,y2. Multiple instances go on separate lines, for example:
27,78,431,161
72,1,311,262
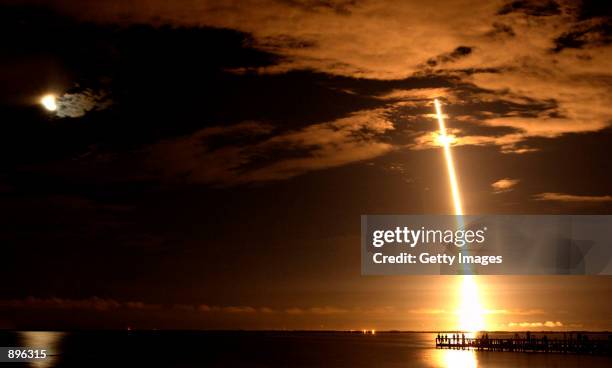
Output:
426,46,474,67
258,34,319,50
488,22,516,37
497,0,561,17
554,0,612,51
577,0,612,20
0,297,158,311
553,19,612,52
280,0,358,15
551,1,611,52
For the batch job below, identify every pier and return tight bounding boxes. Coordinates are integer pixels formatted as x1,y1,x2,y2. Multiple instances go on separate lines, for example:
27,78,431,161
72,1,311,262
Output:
435,333,612,355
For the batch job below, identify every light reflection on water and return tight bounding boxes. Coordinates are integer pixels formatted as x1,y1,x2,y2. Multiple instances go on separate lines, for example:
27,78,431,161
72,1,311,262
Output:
18,331,65,368
9,331,612,367
437,349,478,368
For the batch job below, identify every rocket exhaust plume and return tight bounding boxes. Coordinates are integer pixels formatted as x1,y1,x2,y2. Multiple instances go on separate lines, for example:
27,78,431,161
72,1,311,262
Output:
434,98,463,216
433,99,485,333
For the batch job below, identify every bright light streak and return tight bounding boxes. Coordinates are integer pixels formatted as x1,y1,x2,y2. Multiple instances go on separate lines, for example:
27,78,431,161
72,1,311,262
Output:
458,275,485,333
434,99,463,216
433,99,485,333
41,94,57,111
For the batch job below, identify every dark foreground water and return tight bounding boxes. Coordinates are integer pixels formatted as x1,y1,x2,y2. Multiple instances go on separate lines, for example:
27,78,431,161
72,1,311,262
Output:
1,331,611,367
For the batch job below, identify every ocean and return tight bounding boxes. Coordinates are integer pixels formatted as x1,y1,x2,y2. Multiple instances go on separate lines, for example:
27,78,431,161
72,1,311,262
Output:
1,331,611,367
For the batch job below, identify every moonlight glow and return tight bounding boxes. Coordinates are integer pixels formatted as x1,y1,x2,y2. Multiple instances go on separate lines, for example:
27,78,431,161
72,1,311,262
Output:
41,94,57,111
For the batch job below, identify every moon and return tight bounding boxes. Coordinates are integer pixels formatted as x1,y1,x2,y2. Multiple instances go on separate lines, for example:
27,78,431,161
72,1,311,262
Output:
41,94,57,111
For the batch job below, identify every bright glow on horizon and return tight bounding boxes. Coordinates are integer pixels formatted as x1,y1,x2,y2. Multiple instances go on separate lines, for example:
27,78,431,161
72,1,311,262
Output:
433,99,485,333
41,94,57,111
458,275,486,333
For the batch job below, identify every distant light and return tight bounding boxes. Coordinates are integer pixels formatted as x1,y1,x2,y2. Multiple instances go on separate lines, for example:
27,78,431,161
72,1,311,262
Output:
371,329,376,335
41,94,57,111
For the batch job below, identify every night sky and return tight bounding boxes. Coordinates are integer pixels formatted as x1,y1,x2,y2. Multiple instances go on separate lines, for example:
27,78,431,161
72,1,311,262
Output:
1,0,611,330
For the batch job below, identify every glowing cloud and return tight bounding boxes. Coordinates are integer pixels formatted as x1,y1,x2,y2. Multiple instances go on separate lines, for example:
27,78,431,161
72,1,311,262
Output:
491,178,520,193
533,193,612,202
40,90,112,118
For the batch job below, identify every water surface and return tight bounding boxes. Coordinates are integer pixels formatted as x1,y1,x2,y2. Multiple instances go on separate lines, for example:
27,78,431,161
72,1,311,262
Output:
1,331,610,367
